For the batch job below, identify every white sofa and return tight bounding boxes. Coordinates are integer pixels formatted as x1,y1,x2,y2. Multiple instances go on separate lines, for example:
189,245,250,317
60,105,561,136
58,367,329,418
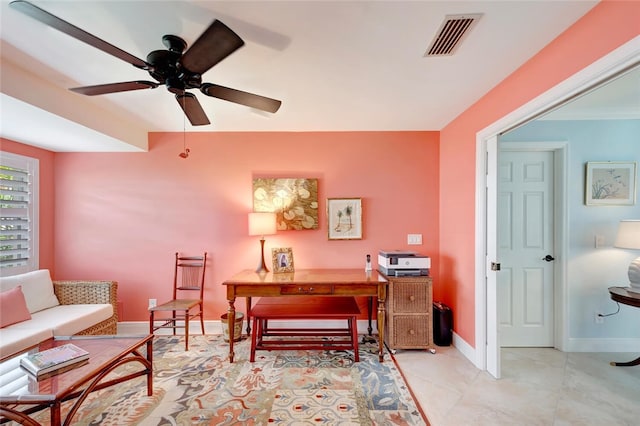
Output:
0,270,118,360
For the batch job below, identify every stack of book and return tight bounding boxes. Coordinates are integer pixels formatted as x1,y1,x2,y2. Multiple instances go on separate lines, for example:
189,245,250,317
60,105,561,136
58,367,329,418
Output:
20,343,89,379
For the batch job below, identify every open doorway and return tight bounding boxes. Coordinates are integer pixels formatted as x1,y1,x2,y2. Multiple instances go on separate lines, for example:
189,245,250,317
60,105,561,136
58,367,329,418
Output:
475,39,640,379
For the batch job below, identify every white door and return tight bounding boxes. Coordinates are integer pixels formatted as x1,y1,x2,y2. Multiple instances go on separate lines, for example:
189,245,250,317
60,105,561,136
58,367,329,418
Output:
497,150,555,347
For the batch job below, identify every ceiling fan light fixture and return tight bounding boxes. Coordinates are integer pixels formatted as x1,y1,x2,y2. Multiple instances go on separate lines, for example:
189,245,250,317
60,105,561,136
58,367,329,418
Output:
162,34,187,53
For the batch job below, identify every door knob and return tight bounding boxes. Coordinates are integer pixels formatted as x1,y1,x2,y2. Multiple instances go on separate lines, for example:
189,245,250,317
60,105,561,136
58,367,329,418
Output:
542,255,555,262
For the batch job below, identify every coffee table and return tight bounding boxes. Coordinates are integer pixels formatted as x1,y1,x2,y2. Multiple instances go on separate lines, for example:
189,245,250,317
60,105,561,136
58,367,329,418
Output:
0,335,153,426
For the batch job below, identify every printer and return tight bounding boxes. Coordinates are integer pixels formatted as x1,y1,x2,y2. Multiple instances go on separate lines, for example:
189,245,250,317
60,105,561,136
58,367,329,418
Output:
378,250,430,276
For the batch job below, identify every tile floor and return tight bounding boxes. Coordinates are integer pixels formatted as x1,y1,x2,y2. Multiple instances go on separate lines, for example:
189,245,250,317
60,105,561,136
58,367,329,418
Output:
393,346,640,425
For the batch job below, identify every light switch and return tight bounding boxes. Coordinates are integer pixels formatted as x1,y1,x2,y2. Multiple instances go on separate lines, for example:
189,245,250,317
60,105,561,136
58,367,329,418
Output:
407,234,422,245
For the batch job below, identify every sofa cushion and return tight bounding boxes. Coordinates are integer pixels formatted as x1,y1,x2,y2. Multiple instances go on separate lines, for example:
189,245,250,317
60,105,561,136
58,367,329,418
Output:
0,270,59,314
0,327,53,360
0,286,32,327
10,304,113,336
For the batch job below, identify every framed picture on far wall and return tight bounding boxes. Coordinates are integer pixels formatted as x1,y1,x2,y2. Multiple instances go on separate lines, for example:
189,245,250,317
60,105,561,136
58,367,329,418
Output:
327,198,362,240
585,161,637,206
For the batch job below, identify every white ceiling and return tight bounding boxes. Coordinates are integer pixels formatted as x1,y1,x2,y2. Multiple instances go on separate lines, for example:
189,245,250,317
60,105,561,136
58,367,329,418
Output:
2,0,627,152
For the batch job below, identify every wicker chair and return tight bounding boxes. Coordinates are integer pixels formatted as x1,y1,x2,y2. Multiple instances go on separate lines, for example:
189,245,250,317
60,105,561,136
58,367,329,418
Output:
53,280,119,335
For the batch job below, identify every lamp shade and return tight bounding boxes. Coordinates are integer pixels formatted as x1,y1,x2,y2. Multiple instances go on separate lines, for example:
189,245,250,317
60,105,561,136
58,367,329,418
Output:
614,220,640,250
248,212,277,236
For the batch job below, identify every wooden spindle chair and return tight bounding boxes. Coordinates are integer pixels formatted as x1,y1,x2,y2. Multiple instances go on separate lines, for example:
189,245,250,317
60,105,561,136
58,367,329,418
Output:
149,252,207,350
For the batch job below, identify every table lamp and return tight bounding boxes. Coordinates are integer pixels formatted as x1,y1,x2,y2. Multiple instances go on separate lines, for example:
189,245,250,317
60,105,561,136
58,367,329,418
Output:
614,219,640,293
248,212,277,273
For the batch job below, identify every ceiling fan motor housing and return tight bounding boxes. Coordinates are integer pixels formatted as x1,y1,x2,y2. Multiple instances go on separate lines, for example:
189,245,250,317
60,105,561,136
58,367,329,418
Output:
146,46,202,93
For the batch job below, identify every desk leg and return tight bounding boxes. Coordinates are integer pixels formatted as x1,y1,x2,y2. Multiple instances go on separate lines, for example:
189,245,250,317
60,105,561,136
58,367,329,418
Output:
610,356,640,367
146,337,153,396
227,299,236,363
245,297,253,335
367,297,373,335
362,297,376,344
377,296,386,362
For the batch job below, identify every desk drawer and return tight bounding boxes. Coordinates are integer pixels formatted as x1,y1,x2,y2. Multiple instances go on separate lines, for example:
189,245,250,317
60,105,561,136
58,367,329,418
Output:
390,315,430,348
393,281,429,313
280,284,333,295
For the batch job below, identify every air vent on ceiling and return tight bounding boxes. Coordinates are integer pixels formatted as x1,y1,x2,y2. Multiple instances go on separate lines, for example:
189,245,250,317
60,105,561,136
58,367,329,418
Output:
424,14,482,57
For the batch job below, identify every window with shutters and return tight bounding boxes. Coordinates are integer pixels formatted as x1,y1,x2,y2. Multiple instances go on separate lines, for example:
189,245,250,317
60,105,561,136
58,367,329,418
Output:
0,152,39,274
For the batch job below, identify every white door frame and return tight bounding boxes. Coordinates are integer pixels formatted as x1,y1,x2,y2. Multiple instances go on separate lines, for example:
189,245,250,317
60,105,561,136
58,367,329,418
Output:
474,36,640,377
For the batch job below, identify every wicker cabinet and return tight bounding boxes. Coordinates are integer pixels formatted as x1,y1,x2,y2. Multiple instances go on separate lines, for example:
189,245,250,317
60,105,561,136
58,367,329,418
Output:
383,275,433,350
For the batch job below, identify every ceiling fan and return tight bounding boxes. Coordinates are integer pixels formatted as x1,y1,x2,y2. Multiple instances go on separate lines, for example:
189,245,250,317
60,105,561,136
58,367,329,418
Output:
9,0,282,126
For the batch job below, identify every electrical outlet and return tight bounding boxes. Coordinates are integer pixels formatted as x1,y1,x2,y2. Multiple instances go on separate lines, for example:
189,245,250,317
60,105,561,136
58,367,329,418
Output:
595,235,605,248
595,310,604,324
149,298,157,308
407,234,422,245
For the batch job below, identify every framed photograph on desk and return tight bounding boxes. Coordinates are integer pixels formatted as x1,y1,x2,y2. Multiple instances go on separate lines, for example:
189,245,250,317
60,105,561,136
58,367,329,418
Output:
272,247,294,273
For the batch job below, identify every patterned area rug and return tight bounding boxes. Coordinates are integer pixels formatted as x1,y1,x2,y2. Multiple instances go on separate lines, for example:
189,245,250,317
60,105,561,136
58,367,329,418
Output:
27,335,428,425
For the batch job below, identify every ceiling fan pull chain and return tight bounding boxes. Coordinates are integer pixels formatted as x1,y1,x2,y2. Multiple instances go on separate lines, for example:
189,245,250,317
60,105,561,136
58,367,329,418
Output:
179,94,190,159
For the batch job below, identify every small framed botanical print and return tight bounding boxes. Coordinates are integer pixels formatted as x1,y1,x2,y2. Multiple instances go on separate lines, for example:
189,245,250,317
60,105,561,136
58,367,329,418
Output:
327,198,362,240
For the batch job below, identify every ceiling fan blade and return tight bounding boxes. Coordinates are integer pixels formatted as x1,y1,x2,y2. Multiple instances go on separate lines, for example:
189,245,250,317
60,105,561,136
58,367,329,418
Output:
200,83,281,113
9,0,148,69
70,81,159,96
176,93,210,126
181,20,244,75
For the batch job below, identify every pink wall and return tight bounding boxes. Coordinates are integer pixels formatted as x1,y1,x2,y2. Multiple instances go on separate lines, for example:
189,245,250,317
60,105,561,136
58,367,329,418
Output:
1,138,56,272
6,0,637,341
52,131,439,321
439,0,640,346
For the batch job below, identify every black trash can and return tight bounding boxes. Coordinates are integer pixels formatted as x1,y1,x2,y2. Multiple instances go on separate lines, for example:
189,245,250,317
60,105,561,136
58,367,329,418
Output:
433,302,452,346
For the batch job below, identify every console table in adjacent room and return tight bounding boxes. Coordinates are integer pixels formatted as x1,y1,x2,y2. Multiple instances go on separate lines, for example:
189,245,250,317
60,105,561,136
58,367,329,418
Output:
222,269,388,363
608,286,640,367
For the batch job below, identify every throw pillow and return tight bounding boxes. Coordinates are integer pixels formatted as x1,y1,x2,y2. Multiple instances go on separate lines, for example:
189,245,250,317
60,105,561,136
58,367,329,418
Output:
0,285,32,327
0,269,60,313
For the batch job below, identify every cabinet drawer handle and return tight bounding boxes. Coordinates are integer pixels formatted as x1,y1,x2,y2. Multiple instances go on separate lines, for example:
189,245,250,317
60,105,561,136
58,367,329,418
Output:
409,329,415,335
298,287,314,293
409,295,415,302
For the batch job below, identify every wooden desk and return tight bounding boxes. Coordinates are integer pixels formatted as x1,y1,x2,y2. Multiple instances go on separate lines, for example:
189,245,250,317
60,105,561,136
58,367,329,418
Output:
608,286,640,367
222,269,388,362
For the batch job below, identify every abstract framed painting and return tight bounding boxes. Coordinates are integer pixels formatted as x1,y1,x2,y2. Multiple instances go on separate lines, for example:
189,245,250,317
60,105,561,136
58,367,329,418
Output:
253,178,318,230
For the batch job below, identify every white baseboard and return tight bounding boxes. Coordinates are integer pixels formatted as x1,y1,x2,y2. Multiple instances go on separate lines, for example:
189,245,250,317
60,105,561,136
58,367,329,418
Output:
566,337,640,353
451,332,479,367
118,319,378,336
441,333,640,371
